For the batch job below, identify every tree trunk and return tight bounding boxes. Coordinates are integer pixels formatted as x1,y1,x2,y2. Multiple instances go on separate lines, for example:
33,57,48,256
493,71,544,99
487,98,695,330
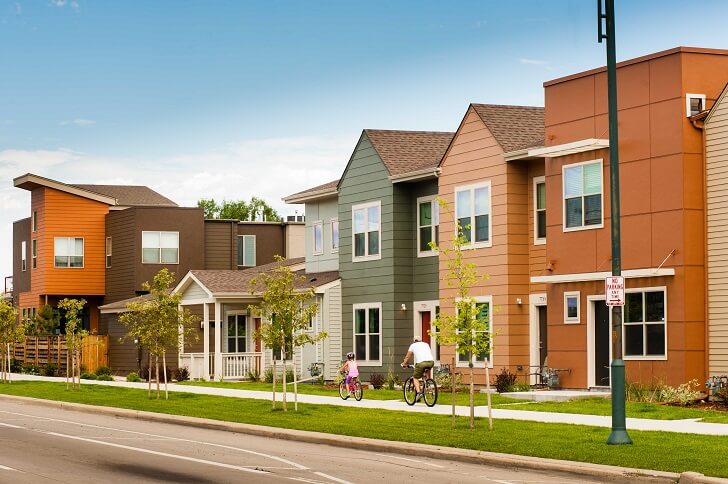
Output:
469,363,475,431
148,352,152,399
66,344,69,390
282,356,287,412
162,351,168,400
1,347,5,383
293,353,298,412
8,344,12,384
271,354,277,410
451,357,456,428
485,364,493,430
155,355,160,400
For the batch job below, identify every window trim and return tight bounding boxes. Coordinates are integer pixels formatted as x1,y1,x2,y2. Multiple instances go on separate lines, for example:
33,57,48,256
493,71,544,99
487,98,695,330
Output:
237,234,257,267
564,291,580,324
454,180,493,249
455,295,494,369
21,240,27,272
31,211,37,232
53,236,85,269
562,159,604,232
312,220,324,256
352,302,382,366
352,200,382,262
32,239,37,269
685,93,706,117
105,237,112,268
330,218,339,253
141,231,180,265
623,286,668,361
224,311,249,354
533,176,546,245
417,195,439,257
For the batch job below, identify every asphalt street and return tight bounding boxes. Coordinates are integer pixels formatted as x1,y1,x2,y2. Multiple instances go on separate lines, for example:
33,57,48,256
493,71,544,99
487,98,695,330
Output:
0,400,606,483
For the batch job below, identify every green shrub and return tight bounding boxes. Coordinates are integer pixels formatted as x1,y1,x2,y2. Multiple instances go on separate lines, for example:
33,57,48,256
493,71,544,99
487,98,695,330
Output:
42,363,59,377
384,368,401,390
21,363,40,375
126,372,142,383
174,367,190,382
435,371,463,392
511,382,532,392
494,368,518,393
246,368,261,382
80,372,97,380
627,379,702,404
262,367,296,383
9,359,22,373
96,374,114,381
95,366,113,376
369,373,385,389
264,367,274,383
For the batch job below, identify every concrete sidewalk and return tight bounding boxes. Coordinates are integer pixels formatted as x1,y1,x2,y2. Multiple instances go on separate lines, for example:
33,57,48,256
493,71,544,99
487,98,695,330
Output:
8,373,728,436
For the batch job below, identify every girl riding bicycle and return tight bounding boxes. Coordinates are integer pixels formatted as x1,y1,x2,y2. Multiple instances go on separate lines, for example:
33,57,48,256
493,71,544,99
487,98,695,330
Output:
338,352,359,393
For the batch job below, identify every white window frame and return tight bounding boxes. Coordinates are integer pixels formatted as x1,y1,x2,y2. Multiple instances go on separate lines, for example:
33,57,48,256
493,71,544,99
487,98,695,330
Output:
455,295,494,369
417,195,439,257
21,241,27,272
454,181,492,249
141,231,179,265
32,211,37,232
312,220,324,255
352,302,382,366
352,200,382,262
564,291,580,324
237,234,256,267
105,237,112,268
685,93,706,117
330,218,339,253
224,311,250,354
623,286,668,361
32,239,37,269
54,237,85,269
562,159,604,232
533,176,546,245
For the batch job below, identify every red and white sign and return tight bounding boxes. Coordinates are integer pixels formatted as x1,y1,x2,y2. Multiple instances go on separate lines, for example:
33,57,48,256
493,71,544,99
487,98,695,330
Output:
605,276,625,306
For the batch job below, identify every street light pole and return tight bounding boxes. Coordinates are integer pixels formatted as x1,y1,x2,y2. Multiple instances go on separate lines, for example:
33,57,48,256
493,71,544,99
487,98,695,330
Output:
598,0,632,445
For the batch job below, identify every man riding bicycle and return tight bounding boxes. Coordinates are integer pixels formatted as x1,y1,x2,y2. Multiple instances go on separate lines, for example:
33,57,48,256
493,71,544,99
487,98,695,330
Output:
401,337,435,400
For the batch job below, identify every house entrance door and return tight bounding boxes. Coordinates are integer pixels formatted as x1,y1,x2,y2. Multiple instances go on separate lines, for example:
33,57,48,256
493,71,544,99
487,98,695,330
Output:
420,311,431,345
594,300,610,387
538,305,548,367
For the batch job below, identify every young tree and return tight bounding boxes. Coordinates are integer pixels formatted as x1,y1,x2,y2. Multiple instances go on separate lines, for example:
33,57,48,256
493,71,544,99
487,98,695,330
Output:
197,197,282,222
119,269,199,400
25,304,60,336
250,257,326,411
431,199,495,431
58,298,88,390
0,300,24,384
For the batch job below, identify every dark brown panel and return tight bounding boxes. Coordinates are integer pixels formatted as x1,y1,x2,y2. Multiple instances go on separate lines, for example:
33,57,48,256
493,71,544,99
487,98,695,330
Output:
204,220,235,270
12,218,31,296
237,222,285,267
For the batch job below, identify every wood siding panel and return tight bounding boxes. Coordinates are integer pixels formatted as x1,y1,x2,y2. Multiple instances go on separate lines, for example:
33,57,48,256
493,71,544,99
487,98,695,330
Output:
204,221,234,270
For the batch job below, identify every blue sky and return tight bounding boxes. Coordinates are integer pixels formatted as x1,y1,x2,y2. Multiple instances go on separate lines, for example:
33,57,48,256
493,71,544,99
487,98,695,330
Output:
2,0,728,277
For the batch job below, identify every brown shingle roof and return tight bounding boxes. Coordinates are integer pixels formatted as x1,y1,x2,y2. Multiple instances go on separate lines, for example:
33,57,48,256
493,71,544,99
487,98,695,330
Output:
364,130,454,177
470,104,544,152
71,184,178,207
283,179,339,202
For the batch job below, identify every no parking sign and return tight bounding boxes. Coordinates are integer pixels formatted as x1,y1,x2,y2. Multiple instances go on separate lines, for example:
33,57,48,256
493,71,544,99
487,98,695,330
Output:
605,276,625,306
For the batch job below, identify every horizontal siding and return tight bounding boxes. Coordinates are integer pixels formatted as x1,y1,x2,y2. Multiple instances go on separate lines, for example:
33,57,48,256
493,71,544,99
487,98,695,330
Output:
204,222,233,270
105,209,136,303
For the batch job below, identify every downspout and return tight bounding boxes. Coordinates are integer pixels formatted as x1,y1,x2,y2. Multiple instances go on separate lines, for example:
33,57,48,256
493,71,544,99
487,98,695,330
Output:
698,118,709,380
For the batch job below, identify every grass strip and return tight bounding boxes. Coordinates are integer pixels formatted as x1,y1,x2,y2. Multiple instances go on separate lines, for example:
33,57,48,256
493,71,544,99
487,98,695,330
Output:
1,381,727,478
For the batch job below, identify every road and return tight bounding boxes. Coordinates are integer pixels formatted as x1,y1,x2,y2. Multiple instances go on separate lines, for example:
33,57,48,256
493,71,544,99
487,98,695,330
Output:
0,400,603,483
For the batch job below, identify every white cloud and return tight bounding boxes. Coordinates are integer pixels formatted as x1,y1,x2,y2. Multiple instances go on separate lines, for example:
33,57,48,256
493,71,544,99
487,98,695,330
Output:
49,0,66,6
518,58,552,70
60,118,96,126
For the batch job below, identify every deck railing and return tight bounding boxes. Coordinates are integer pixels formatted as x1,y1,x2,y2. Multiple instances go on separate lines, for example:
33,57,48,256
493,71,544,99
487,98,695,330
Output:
179,352,261,380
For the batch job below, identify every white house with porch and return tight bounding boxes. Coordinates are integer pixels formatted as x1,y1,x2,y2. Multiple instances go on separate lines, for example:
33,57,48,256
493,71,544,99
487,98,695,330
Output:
174,258,341,381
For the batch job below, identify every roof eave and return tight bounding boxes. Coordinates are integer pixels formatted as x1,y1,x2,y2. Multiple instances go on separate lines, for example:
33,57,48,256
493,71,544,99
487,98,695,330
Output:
528,139,609,158
282,188,338,204
503,148,544,161
389,167,441,183
13,173,118,205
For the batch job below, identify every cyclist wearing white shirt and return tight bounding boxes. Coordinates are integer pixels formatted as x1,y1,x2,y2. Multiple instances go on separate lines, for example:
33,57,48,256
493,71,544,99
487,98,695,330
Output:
401,338,435,397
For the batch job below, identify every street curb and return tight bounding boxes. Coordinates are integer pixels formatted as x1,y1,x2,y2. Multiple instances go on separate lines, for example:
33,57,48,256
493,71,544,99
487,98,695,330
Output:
0,394,722,483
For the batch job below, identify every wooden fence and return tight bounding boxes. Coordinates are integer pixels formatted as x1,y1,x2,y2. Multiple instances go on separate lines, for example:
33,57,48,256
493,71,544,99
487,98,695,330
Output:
12,335,109,374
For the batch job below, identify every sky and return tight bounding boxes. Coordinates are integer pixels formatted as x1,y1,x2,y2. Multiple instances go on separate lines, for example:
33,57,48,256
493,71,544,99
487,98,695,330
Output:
2,0,728,279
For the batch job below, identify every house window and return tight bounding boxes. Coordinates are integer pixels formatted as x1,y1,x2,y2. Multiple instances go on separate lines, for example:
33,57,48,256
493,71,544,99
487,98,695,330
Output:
352,201,381,261
21,241,26,272
54,237,84,268
313,221,323,255
226,313,247,353
32,211,37,232
32,240,37,269
237,235,256,267
142,231,179,264
686,93,706,117
564,291,580,324
105,237,112,268
534,177,546,244
353,303,381,364
455,181,491,247
417,196,439,256
456,297,492,366
563,160,603,230
624,289,666,359
331,218,339,252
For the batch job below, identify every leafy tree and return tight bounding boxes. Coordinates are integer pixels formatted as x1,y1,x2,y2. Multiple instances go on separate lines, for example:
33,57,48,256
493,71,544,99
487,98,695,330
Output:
119,269,199,399
0,300,24,384
25,304,60,336
197,198,219,219
250,257,326,411
431,199,495,430
197,197,282,222
58,298,87,390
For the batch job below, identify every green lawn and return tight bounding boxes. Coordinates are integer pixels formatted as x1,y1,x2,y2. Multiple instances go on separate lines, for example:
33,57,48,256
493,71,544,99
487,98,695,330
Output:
1,381,727,478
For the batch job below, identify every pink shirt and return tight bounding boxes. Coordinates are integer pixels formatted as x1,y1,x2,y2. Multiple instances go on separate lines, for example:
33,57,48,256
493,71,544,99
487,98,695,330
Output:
344,360,359,377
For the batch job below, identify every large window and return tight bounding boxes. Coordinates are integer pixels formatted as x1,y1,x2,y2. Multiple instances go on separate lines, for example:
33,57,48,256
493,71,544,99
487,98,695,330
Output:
331,218,339,252
32,240,37,269
563,160,603,230
457,297,492,366
226,313,247,353
624,289,666,359
353,303,381,364
237,235,256,267
534,177,546,244
54,237,84,268
105,237,112,268
142,231,178,264
352,201,381,261
312,221,323,255
21,241,26,272
455,182,491,247
417,196,439,256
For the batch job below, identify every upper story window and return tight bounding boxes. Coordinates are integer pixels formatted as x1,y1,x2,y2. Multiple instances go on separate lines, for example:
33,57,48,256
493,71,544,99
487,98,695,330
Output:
237,234,256,267
54,237,84,268
32,240,37,269
624,289,666,359
563,160,603,231
21,241,27,272
455,181,491,248
331,218,339,252
142,231,179,264
686,93,706,117
312,221,323,255
353,302,381,365
534,177,546,244
417,196,439,256
105,237,112,268
32,211,37,232
352,201,381,261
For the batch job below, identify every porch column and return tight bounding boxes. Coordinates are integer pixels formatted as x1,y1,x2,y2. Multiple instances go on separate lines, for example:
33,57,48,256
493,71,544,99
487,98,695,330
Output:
214,301,222,380
203,302,210,381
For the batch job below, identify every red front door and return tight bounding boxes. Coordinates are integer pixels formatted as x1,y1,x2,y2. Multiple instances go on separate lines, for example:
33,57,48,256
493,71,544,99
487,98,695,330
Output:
420,311,431,344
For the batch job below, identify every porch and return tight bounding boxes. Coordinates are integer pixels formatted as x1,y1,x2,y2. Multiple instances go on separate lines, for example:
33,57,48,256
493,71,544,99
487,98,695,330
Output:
179,351,262,380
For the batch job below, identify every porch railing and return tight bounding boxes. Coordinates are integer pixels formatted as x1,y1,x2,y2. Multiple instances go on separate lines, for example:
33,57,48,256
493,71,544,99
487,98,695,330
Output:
179,352,261,380
179,353,206,380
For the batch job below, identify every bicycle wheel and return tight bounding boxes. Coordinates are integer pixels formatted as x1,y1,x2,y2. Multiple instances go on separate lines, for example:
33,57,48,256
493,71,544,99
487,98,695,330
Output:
423,378,438,407
403,377,417,406
354,381,363,401
339,381,349,400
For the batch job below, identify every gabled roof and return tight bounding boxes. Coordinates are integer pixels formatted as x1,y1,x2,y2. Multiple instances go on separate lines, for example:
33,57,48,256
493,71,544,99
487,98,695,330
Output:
72,184,178,207
364,130,454,177
470,104,545,152
705,81,728,125
99,292,157,314
283,179,340,204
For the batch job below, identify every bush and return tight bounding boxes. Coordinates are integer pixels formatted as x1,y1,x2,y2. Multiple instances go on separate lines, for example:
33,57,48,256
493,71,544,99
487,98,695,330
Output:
384,369,401,390
246,368,261,382
95,366,113,377
627,379,702,404
511,382,532,392
174,367,190,382
80,372,97,380
715,387,728,403
263,367,296,384
42,363,59,377
141,366,172,383
96,374,114,381
126,372,142,383
435,371,463,392
21,363,40,375
494,368,518,393
369,373,385,389
264,367,274,383
9,359,22,373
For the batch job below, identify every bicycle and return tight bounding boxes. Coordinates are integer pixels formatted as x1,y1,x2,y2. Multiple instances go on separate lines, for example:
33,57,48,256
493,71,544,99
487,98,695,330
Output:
402,365,438,407
338,372,363,401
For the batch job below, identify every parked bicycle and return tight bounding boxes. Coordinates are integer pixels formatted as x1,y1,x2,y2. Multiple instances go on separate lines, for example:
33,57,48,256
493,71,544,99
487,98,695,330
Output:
402,365,437,407
338,372,363,401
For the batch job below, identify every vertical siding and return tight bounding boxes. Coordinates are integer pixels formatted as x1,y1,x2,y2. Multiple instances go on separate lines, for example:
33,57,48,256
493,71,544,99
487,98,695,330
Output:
304,198,339,272
105,209,136,302
325,282,342,380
